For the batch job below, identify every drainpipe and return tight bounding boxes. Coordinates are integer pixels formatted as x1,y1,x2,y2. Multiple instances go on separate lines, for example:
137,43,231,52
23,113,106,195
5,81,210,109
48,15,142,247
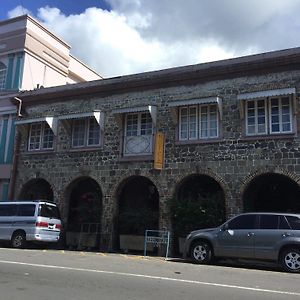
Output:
7,131,21,200
7,97,23,200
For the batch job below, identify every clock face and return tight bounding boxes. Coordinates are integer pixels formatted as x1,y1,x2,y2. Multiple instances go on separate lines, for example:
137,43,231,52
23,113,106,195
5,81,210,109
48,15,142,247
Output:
125,136,151,154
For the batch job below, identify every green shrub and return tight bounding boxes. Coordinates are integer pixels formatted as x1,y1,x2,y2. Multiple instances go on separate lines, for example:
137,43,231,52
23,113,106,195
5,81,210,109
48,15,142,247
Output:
169,191,225,237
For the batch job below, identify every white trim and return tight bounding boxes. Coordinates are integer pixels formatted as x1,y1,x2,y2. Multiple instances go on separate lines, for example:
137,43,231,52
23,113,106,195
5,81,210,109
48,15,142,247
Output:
148,105,157,126
237,88,296,100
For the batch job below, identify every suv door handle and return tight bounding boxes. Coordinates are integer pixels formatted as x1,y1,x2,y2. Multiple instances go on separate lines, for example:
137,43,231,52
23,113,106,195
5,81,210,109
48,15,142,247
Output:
282,233,291,238
247,232,254,237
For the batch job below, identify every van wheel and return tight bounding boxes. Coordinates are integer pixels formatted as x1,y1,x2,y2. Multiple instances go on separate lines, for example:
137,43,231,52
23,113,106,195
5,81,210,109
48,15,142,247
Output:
280,248,300,273
11,232,26,248
190,241,213,264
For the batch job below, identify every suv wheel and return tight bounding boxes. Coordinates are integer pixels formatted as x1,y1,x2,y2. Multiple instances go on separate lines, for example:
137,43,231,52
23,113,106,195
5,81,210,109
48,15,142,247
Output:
190,241,213,264
11,232,26,248
280,248,300,273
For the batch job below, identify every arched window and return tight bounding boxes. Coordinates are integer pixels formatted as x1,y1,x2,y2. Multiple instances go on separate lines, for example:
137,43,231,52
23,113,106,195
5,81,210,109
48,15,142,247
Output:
0,62,7,91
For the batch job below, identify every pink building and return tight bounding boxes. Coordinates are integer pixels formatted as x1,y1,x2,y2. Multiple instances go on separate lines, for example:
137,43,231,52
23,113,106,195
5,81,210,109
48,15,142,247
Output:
0,15,102,200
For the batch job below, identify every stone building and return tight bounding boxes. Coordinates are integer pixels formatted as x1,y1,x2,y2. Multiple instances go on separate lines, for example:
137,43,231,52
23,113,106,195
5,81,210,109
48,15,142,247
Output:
9,47,300,252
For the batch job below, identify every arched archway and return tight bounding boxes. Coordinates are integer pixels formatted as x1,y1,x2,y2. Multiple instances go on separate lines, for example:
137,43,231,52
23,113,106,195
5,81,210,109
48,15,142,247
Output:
117,176,159,251
66,177,103,231
19,178,53,201
243,173,300,213
171,174,226,239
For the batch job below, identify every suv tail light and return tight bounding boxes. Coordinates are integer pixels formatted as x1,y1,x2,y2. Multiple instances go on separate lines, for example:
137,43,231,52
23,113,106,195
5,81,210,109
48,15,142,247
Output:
55,224,61,229
36,221,48,228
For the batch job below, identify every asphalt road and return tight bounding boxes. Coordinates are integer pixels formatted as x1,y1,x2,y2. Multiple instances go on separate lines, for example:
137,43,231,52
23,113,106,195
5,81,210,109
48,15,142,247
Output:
0,247,299,300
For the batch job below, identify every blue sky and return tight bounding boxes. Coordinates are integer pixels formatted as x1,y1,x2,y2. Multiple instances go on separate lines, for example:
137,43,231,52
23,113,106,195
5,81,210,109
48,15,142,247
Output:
0,0,110,20
2,0,300,78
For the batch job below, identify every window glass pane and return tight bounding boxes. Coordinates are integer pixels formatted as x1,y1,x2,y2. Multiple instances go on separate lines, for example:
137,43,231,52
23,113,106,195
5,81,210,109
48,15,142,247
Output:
17,204,36,216
272,124,280,132
29,123,42,150
39,204,60,219
247,101,254,109
247,125,255,134
282,123,291,132
140,113,152,135
247,117,255,126
42,124,54,149
228,215,256,230
259,215,279,229
286,216,300,230
279,216,291,230
0,204,17,216
180,107,188,140
72,119,85,147
0,62,6,91
189,107,197,139
200,106,208,138
281,97,289,106
270,98,279,106
126,114,138,136
246,100,266,135
88,118,100,145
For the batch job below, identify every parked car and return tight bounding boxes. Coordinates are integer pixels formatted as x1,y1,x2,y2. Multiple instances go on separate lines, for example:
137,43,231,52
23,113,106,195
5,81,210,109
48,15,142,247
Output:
183,212,300,273
0,200,61,248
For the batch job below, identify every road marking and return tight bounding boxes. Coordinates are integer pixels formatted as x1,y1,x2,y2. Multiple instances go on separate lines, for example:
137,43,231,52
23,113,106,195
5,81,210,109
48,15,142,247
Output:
0,259,299,297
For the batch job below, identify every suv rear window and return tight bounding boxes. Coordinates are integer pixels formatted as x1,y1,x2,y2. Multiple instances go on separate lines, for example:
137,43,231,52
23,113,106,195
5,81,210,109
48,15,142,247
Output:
39,204,60,219
286,216,300,230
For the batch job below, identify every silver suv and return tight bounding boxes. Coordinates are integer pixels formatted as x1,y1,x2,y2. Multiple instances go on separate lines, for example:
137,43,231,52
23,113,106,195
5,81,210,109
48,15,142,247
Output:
183,212,300,273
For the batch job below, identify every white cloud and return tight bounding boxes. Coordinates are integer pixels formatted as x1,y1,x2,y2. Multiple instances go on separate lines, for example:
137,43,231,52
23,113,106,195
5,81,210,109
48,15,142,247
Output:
7,5,32,18
7,1,300,78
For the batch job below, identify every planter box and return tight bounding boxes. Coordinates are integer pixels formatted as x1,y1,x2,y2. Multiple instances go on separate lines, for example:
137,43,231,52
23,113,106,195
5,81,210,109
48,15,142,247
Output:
66,231,98,249
66,231,80,248
178,237,186,254
119,234,154,252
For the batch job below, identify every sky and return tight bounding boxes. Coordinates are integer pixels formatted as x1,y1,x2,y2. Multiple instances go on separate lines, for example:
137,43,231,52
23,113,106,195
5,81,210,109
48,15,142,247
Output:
1,0,300,78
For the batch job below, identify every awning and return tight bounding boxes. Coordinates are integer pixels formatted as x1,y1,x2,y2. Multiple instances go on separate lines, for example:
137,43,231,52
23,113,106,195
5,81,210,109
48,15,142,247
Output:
15,116,58,135
168,96,221,107
237,88,296,100
113,105,157,126
58,111,105,130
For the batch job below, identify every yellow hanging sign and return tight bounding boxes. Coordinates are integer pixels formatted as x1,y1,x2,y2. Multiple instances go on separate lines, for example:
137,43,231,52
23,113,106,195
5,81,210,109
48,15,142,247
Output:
154,132,165,170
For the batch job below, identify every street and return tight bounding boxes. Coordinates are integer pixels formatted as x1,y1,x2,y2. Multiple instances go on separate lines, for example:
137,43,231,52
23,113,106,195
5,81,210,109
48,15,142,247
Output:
0,247,299,300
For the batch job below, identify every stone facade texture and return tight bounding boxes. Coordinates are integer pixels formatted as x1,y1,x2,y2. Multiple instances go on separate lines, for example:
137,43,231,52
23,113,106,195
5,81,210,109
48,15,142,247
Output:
11,51,300,251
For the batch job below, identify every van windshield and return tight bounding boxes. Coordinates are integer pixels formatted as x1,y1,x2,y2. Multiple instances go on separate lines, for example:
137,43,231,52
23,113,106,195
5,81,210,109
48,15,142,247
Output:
39,204,60,219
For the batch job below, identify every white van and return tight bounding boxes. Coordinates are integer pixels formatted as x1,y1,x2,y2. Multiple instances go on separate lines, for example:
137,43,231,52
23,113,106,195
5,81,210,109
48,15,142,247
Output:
0,200,61,248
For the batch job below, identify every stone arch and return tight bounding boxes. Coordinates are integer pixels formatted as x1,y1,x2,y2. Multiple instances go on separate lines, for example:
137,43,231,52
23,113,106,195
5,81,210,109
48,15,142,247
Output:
115,175,159,252
171,168,231,212
64,176,103,249
241,168,300,213
18,178,54,201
